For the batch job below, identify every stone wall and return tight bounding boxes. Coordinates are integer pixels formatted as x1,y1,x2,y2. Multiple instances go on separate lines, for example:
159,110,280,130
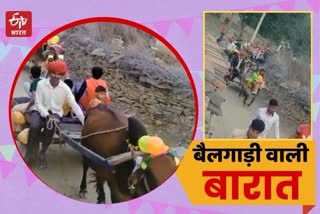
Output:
60,24,196,147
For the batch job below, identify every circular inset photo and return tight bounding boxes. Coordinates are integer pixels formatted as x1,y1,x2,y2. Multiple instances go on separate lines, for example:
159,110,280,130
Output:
10,18,197,204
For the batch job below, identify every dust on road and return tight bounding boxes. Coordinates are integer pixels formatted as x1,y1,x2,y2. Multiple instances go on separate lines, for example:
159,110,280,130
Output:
211,83,297,138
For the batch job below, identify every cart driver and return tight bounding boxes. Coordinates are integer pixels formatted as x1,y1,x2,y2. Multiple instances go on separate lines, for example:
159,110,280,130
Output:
24,60,84,165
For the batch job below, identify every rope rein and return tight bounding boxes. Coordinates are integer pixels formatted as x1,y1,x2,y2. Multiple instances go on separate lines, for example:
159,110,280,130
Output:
80,126,128,140
46,117,58,131
46,116,128,141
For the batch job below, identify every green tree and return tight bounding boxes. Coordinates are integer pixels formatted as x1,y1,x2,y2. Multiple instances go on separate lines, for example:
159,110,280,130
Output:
239,13,310,58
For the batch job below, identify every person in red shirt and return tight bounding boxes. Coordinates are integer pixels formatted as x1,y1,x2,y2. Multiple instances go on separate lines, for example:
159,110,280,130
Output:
76,66,110,111
294,124,311,139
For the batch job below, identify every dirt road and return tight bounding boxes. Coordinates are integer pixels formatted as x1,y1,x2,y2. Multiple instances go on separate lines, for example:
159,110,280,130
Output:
212,83,297,138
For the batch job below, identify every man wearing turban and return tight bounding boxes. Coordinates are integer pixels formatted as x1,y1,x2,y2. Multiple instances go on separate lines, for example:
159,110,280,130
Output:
25,60,84,165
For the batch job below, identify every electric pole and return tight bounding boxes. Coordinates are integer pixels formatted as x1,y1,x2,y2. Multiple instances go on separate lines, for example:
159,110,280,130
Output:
250,13,266,43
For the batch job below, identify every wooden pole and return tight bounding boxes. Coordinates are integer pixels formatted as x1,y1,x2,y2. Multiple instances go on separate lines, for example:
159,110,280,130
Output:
108,150,145,166
250,13,266,43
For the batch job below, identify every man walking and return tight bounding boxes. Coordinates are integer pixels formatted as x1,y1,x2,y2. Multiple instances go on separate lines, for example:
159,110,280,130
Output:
251,99,280,138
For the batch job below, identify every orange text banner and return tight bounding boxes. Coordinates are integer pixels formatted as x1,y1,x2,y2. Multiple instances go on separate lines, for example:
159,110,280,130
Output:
176,139,315,205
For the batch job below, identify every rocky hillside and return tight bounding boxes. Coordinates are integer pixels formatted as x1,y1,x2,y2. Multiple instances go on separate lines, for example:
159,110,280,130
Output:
59,23,196,147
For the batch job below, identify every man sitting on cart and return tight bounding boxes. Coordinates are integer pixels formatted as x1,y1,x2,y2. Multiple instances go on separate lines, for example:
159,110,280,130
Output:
24,60,85,165
75,66,111,111
224,50,246,85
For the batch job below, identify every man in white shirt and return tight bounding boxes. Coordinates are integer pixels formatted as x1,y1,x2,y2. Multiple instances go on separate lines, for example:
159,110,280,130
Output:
25,60,84,166
224,37,237,59
251,99,280,138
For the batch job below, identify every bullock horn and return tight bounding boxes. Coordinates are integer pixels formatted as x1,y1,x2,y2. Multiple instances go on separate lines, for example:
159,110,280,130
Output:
107,150,144,166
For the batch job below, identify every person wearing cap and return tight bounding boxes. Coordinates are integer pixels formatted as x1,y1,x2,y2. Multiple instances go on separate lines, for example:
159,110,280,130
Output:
41,47,69,79
251,99,280,138
231,119,265,139
24,60,84,164
291,124,311,139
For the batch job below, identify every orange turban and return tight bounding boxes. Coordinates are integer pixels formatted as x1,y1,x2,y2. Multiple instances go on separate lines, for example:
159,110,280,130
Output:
47,60,68,75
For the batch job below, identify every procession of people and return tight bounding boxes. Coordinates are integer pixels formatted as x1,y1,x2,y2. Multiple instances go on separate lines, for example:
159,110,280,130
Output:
215,17,311,139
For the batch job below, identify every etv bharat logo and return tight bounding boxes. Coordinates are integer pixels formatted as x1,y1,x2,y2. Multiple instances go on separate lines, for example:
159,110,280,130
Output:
6,11,32,37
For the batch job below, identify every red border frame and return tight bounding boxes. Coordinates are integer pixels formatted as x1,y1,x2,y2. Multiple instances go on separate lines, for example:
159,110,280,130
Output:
8,17,199,203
